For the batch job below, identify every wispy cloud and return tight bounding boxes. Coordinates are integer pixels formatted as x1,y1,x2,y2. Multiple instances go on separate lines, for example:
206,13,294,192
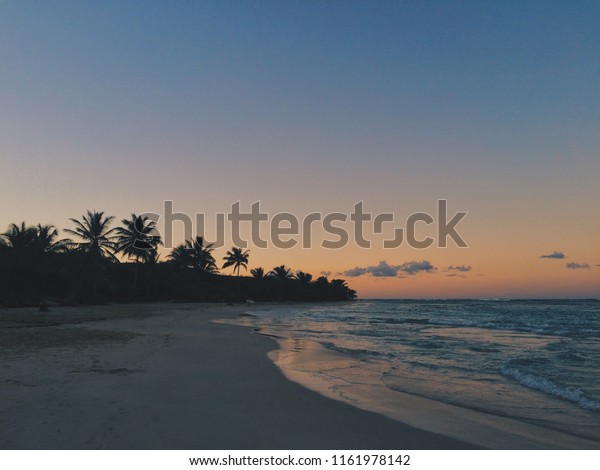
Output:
566,262,589,270
319,270,332,278
340,260,436,278
446,273,466,278
540,251,565,259
445,265,471,272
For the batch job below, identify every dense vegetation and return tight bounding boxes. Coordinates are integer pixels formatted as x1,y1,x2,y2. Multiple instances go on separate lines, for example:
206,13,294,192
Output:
0,211,357,307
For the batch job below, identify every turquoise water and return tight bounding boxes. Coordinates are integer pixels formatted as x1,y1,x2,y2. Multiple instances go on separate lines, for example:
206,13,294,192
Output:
251,299,600,443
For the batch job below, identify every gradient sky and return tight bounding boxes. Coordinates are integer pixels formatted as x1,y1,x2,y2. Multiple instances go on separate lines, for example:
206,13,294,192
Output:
1,1,599,298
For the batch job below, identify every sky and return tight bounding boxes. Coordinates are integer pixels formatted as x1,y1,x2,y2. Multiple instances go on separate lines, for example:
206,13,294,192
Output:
1,1,599,298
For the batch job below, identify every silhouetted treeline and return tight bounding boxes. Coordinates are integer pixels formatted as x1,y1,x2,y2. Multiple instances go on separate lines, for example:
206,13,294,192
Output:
0,214,356,307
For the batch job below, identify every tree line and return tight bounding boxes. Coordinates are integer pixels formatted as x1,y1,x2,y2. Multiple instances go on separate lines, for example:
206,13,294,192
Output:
0,210,357,307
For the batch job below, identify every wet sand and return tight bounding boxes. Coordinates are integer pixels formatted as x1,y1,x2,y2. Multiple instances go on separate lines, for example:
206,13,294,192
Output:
0,302,473,449
267,337,599,449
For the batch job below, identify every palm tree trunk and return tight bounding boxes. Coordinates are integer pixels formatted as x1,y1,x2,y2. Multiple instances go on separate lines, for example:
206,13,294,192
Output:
130,262,139,300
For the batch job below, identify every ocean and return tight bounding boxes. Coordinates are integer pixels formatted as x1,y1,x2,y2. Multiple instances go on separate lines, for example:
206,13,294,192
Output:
235,299,600,446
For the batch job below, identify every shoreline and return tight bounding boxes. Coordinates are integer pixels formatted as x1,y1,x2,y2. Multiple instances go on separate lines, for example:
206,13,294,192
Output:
265,336,599,449
0,302,472,449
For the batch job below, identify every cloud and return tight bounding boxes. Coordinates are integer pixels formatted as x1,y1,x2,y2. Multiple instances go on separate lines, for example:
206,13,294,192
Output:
399,260,436,275
540,251,565,259
319,270,332,278
446,273,466,278
445,265,471,272
369,261,401,277
566,262,590,270
340,260,436,278
340,266,369,277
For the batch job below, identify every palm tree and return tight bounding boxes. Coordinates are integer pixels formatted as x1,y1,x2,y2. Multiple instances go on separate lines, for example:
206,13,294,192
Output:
168,243,194,268
189,236,218,273
1,222,33,250
250,267,265,279
294,271,313,283
269,265,293,280
34,224,71,253
169,236,217,273
331,278,357,300
114,214,163,299
0,222,71,303
1,223,36,257
1,222,69,256
331,278,349,289
64,210,118,260
114,214,162,263
314,276,330,288
222,247,250,276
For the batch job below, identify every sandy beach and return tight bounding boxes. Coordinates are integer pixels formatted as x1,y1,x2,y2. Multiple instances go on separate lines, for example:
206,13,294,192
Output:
0,302,473,449
267,337,599,449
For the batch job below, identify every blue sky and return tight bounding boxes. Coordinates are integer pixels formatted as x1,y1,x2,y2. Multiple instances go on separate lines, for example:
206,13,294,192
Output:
1,1,599,297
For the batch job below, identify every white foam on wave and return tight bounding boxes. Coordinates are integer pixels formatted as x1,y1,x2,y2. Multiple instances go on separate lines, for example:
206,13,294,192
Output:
501,365,600,411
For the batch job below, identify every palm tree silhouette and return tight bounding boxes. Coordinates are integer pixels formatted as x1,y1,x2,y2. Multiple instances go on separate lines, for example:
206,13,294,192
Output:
0,223,71,303
188,236,218,273
269,265,293,280
35,224,71,253
294,271,313,283
331,278,357,300
0,215,358,305
1,223,36,256
1,222,70,257
250,267,265,279
64,210,118,260
222,247,250,276
169,236,218,273
114,214,162,263
168,244,193,268
114,214,162,298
